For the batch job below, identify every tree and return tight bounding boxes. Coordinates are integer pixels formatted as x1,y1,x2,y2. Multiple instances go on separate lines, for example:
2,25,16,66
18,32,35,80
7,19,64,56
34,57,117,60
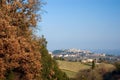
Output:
0,0,43,79
0,0,42,36
0,0,69,80
92,60,95,69
39,36,69,80
114,62,120,71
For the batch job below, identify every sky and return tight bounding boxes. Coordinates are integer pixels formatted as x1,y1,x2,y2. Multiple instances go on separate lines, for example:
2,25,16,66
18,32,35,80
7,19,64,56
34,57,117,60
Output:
37,0,120,51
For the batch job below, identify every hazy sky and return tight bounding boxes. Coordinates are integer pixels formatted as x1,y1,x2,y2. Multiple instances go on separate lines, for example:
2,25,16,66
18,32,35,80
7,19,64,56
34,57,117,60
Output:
38,0,120,51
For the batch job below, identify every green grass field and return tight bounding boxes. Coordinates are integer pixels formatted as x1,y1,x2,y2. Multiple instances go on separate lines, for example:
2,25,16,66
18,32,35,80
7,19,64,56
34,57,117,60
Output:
61,69,77,78
57,60,91,72
57,60,91,78
57,60,115,78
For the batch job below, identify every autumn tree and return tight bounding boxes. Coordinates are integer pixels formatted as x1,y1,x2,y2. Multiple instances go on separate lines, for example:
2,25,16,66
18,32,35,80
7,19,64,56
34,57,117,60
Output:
0,0,43,80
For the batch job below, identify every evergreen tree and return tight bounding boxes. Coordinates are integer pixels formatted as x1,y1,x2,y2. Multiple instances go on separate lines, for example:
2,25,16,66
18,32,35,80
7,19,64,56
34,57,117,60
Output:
92,60,95,69
39,36,69,80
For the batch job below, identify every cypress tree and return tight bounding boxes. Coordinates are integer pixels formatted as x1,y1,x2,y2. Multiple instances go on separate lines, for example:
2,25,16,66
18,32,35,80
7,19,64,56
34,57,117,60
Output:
92,60,95,69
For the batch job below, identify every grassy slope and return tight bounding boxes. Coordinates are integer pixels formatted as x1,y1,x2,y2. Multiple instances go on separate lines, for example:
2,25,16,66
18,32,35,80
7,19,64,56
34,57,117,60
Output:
57,60,91,78
57,60,90,72
57,60,115,78
61,69,77,78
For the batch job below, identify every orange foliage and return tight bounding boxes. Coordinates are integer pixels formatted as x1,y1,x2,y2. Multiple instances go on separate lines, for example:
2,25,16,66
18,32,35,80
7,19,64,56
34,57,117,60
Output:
0,0,42,80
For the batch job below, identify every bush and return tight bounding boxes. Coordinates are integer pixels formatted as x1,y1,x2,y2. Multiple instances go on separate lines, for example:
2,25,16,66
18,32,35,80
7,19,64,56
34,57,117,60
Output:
114,62,120,71
76,69,102,80
76,63,115,80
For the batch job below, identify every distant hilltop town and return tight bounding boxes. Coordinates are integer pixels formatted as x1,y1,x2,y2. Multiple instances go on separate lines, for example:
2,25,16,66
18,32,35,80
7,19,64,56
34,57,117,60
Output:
49,48,120,63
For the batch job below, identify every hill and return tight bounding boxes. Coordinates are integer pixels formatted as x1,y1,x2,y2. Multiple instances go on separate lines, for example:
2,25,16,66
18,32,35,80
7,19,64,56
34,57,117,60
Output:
57,60,115,78
56,60,91,78
57,60,90,72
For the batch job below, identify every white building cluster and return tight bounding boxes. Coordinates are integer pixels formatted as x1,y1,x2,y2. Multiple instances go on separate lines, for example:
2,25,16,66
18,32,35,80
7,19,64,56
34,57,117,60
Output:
50,48,119,63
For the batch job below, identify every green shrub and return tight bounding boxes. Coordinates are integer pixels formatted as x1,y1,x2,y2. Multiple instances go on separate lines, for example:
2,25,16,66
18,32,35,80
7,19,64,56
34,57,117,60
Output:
76,63,115,80
76,69,102,80
114,62,120,71
6,70,14,80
